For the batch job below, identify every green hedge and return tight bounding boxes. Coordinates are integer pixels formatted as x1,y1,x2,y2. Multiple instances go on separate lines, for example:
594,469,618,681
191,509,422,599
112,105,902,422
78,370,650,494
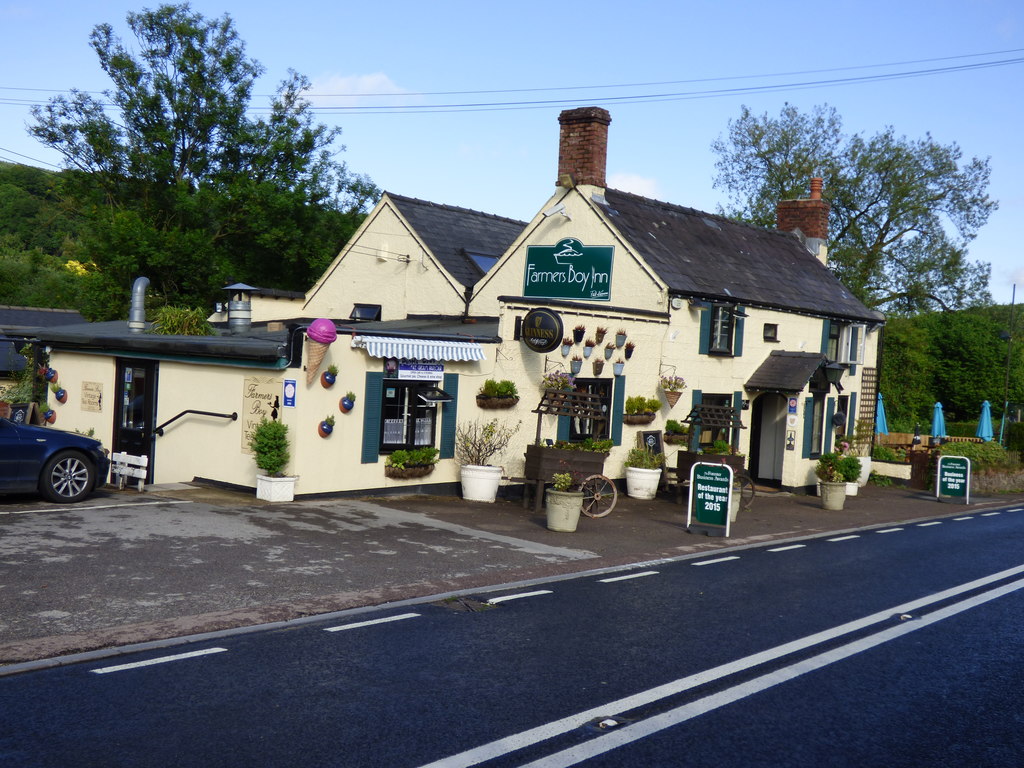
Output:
1007,421,1024,453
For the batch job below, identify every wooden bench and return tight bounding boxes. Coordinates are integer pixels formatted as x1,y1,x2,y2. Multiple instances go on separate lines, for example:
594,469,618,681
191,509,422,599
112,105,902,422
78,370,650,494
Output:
110,452,149,491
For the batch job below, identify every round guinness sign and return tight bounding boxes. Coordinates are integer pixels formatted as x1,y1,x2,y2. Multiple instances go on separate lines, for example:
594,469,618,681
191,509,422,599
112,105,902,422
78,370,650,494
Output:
520,308,564,354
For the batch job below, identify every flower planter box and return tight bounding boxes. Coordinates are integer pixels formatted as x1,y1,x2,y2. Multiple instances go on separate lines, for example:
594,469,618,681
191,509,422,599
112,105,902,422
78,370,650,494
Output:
523,443,607,482
475,395,519,410
623,413,656,425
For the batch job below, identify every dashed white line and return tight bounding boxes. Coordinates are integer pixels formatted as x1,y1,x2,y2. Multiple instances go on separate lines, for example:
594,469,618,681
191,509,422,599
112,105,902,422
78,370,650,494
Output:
692,556,740,566
767,545,806,553
981,511,1001,517
917,521,942,527
876,528,904,534
324,612,420,632
91,647,227,674
599,571,659,583
953,516,974,521
486,590,553,604
827,535,860,542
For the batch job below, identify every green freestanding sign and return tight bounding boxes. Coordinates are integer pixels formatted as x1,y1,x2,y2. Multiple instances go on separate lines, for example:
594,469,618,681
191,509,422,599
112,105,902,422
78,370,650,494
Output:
936,455,971,504
686,462,734,537
523,238,613,301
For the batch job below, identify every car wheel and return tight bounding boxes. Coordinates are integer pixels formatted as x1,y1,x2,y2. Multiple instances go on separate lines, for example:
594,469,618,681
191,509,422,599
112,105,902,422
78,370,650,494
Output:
40,450,96,503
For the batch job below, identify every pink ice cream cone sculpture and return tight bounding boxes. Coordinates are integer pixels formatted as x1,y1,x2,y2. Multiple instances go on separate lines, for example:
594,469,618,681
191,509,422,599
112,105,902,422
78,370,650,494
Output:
305,318,337,385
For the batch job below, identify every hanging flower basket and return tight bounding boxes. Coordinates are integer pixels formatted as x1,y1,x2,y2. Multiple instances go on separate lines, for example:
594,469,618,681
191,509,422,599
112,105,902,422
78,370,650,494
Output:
664,390,682,408
623,412,656,425
592,359,605,376
573,326,585,344
476,395,519,409
384,464,435,479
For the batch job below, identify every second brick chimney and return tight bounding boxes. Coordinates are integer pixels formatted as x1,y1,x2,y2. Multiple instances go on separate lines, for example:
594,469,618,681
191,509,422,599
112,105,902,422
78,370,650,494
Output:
776,178,830,263
557,107,611,188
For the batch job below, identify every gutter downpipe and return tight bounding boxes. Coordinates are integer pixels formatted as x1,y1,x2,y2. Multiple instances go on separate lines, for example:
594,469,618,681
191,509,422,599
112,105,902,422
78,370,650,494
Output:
128,277,150,334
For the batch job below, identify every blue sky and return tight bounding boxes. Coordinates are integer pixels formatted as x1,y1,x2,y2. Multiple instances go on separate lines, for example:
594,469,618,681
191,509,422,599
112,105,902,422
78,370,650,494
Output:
2,1,1021,306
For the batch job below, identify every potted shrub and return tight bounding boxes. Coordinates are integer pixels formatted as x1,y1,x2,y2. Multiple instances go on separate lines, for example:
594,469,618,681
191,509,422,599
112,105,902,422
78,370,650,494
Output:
613,358,625,376
476,379,519,409
624,341,635,360
573,324,585,344
385,446,439,479
594,327,607,344
249,418,296,502
318,414,335,437
624,447,664,499
561,337,573,357
664,419,688,444
840,454,862,496
583,339,596,358
455,418,521,502
592,359,605,376
340,391,357,413
546,472,584,532
615,329,627,348
815,452,847,510
321,364,338,388
603,342,615,360
623,395,660,425
569,356,582,375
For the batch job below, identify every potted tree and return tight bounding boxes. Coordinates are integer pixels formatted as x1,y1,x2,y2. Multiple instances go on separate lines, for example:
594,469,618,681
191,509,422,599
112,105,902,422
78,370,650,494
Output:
455,418,521,502
624,446,664,499
249,418,296,502
815,452,847,510
546,472,583,532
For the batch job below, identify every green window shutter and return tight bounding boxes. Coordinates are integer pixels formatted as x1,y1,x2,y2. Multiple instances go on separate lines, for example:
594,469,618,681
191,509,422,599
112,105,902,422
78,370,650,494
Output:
802,396,815,458
699,309,711,354
848,325,859,375
825,396,836,452
689,389,703,451
731,391,743,450
847,392,858,436
557,413,570,442
439,373,459,459
820,319,832,355
733,311,745,357
611,374,625,446
361,372,384,464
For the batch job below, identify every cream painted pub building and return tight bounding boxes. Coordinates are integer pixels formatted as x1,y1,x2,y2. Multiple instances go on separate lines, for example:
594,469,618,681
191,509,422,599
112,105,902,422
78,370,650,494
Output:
17,107,883,497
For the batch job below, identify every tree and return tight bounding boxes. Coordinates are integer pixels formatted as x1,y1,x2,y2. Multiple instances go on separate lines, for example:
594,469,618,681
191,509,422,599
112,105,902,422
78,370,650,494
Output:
711,104,996,314
29,4,378,320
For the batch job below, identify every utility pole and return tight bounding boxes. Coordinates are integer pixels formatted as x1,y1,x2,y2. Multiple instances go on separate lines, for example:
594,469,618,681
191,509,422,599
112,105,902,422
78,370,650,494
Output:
1000,284,1017,445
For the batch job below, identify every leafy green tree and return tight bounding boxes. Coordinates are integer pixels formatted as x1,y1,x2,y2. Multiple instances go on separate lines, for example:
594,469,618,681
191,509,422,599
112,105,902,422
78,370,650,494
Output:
0,162,80,256
29,4,378,319
712,104,996,313
0,236,81,309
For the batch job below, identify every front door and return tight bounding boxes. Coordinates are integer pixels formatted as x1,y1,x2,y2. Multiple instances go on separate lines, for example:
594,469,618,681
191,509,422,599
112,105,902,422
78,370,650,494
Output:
113,360,157,480
751,393,786,483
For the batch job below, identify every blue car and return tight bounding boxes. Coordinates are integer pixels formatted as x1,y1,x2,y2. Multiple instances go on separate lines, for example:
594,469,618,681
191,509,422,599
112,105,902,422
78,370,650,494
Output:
0,418,110,503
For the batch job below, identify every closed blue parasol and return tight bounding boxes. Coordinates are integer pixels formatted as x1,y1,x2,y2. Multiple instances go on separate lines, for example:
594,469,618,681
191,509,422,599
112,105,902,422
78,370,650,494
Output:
875,392,889,435
976,400,994,442
931,402,947,440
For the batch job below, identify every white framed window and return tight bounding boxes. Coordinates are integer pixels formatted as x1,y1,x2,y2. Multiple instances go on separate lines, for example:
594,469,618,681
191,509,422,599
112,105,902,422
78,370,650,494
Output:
837,324,866,365
710,306,734,354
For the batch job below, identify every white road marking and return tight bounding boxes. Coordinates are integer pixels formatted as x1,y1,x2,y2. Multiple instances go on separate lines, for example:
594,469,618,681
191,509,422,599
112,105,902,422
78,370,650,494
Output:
91,647,226,674
875,528,904,534
953,516,974,521
0,500,193,516
522,577,1024,768
324,612,420,632
917,522,942,527
486,590,553,604
599,571,659,583
827,535,860,542
418,563,1024,768
981,512,1001,517
767,545,806,553
692,556,740,567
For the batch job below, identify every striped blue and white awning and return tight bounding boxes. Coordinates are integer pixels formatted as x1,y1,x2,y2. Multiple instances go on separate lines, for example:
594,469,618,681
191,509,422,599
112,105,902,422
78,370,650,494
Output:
351,335,486,362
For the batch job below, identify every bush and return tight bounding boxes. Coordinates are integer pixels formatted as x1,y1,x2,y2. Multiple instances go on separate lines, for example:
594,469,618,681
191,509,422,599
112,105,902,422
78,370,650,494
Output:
625,395,661,414
838,455,862,482
624,447,664,469
479,379,518,398
872,444,906,462
551,438,613,453
937,440,1013,471
455,418,520,465
1007,421,1024,453
665,419,686,434
386,446,439,470
249,418,290,476
815,452,845,482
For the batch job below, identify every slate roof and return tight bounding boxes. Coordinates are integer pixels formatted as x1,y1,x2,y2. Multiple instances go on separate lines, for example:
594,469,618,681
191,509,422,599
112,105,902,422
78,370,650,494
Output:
0,306,86,374
596,189,883,324
389,194,526,287
745,350,829,394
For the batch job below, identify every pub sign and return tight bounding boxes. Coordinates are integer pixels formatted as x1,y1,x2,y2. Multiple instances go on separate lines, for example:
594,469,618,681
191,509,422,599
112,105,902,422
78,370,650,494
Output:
524,238,613,301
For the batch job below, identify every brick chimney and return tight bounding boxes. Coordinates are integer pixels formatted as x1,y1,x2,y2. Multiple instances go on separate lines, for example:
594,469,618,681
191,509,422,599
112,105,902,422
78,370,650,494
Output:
557,107,611,188
776,177,830,262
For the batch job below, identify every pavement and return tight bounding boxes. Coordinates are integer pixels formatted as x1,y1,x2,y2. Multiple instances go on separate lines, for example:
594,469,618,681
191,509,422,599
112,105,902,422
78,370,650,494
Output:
2,480,1023,672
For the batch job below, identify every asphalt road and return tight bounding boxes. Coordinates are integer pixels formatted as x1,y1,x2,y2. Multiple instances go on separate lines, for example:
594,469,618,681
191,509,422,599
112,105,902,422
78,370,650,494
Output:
1,503,1022,767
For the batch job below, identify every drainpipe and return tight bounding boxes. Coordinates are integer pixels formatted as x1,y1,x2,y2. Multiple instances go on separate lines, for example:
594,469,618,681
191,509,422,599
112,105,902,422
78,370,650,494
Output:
128,277,150,334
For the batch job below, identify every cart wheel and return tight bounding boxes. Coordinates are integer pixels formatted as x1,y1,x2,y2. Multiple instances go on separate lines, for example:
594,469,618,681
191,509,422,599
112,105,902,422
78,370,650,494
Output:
735,474,756,511
580,474,618,518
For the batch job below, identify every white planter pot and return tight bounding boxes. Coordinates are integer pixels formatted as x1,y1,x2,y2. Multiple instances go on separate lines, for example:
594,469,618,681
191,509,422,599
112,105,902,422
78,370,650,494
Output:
625,466,661,500
545,490,583,532
857,456,872,486
460,464,503,503
256,474,296,502
819,481,846,510
845,481,859,497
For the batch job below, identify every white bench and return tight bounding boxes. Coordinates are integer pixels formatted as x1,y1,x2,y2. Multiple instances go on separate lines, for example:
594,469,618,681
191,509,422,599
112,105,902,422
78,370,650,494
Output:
110,452,149,491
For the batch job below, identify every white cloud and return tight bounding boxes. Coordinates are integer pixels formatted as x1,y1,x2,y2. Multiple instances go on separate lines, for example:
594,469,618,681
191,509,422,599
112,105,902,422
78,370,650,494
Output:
608,172,660,199
306,73,412,108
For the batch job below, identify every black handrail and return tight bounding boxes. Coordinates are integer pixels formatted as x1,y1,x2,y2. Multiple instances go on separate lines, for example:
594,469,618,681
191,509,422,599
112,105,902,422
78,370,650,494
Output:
154,410,238,436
